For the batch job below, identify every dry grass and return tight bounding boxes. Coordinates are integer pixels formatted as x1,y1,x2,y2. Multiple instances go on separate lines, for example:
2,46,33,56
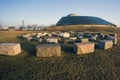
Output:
0,27,120,80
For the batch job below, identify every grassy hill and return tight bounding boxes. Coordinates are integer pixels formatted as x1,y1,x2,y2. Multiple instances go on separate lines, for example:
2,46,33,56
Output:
46,25,120,33
0,27,120,80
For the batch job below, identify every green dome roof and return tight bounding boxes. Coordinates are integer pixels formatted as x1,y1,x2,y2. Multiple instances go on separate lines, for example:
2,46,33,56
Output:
56,14,116,26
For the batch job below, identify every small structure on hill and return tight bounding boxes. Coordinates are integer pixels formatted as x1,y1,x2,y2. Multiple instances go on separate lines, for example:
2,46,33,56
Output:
0,43,21,56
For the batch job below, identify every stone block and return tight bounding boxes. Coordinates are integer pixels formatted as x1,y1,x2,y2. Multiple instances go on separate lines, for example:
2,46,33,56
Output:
89,36,97,41
36,44,61,57
46,38,58,43
108,36,117,45
98,40,113,50
26,33,31,37
80,38,89,43
0,43,21,56
38,38,42,42
60,32,70,38
65,39,75,44
31,33,36,36
22,34,31,38
74,42,95,54
69,37,77,40
26,36,33,41
110,33,117,37
77,36,83,39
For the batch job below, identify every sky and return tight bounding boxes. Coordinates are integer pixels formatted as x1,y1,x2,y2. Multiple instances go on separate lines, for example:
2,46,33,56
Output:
0,0,120,27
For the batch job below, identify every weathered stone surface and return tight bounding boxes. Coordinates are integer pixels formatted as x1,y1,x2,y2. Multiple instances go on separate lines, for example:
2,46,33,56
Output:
26,33,31,37
26,36,33,41
0,43,21,56
97,33,104,38
36,44,61,57
80,38,89,43
31,33,36,36
74,42,95,54
60,32,70,38
108,36,117,45
47,33,52,37
69,37,77,40
77,36,83,39
38,38,42,42
65,39,75,44
98,40,113,50
110,33,117,37
46,38,58,43
22,35,27,38
22,34,31,38
42,33,48,36
37,33,43,37
89,36,97,41
112,38,117,45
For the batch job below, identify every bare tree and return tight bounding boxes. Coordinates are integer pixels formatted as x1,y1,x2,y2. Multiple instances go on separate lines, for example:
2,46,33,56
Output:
0,24,1,29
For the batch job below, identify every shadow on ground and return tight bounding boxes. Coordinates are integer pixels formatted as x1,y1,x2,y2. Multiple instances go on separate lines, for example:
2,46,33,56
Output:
17,36,36,56
61,44,75,54
20,42,36,56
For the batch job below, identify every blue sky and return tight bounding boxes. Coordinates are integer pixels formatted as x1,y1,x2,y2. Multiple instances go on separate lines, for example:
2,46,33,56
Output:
0,0,120,27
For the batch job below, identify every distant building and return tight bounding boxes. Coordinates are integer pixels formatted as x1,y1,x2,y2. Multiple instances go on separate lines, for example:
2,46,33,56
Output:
22,20,25,27
8,26,16,31
56,13,116,27
0,26,8,30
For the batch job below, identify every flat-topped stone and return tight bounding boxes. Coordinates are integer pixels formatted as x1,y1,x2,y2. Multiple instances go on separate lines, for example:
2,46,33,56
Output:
26,33,31,37
98,40,113,50
0,43,21,56
110,33,117,37
69,37,77,40
108,36,117,45
89,36,97,41
74,42,95,54
60,32,70,38
46,38,58,43
31,33,36,36
80,38,89,43
36,44,61,57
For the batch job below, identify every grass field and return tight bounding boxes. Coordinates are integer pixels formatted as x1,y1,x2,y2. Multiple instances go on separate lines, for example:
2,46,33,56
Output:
0,28,120,80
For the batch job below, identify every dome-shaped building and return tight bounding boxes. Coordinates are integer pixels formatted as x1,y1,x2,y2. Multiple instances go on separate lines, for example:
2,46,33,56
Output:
56,13,116,27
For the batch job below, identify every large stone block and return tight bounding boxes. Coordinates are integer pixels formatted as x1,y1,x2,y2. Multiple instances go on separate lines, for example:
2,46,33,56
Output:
74,42,95,54
36,44,61,57
98,40,113,50
108,36,117,45
0,43,21,56
111,38,117,45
